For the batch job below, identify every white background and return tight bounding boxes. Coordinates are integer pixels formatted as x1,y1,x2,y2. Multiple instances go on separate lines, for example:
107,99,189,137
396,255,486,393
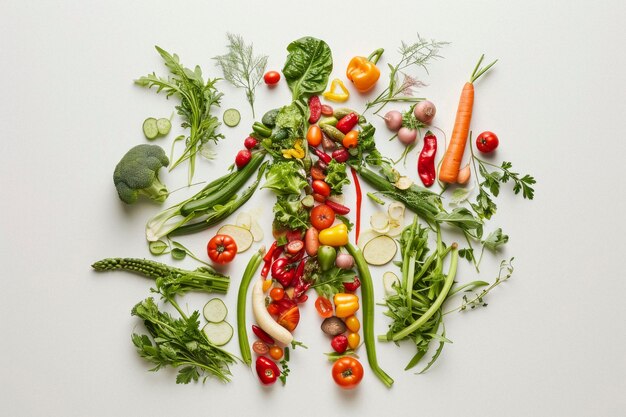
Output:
1,1,625,416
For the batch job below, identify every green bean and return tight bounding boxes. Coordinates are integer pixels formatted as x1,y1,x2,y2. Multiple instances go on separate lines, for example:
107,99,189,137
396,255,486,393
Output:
237,248,265,366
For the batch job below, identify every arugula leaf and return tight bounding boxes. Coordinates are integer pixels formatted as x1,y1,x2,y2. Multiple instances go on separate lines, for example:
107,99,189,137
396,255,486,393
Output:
282,37,333,101
325,160,350,195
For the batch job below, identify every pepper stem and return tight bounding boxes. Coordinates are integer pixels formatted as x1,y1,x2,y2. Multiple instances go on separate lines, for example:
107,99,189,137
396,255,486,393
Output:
367,48,385,65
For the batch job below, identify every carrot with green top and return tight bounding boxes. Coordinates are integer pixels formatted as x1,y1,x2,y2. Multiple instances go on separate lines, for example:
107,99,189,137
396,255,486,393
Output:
439,55,497,183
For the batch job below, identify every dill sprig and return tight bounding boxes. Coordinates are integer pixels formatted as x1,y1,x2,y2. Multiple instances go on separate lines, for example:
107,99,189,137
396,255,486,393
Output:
214,33,268,118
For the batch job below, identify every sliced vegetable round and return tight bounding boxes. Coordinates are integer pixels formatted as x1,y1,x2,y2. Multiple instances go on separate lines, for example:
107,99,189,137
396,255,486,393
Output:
362,235,397,266
217,225,254,253
383,271,400,296
223,108,241,127
142,118,159,140
203,298,228,323
356,229,382,251
315,296,333,318
321,316,347,336
156,118,171,136
203,321,234,346
252,340,270,355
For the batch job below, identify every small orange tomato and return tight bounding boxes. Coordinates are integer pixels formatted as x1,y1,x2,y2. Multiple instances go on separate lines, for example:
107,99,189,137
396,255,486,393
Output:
345,315,360,332
269,345,284,360
347,332,360,350
262,279,272,292
342,130,359,149
269,287,285,301
307,125,322,147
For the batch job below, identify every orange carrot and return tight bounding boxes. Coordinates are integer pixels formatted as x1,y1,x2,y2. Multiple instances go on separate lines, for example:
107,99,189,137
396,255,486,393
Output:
439,55,497,183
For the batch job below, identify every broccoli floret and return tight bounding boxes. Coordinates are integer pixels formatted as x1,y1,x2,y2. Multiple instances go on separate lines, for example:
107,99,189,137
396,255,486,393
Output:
113,144,169,204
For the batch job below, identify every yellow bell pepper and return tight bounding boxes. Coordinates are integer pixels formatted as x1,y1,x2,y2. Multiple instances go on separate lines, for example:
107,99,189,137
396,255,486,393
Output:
318,223,349,246
322,79,350,102
346,48,384,93
334,293,359,318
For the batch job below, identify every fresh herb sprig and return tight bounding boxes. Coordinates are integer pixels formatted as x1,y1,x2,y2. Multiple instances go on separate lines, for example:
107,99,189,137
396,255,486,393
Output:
214,33,268,118
136,46,224,185
364,35,447,114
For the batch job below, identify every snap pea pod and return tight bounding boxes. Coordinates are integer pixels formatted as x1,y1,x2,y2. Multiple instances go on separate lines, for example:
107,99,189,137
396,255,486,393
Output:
345,243,394,388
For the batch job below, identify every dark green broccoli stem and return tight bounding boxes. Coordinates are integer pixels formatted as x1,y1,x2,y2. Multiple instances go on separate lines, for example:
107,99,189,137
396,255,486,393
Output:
180,151,266,216
346,243,394,388
171,162,267,236
391,244,458,341
91,258,230,295
237,248,265,366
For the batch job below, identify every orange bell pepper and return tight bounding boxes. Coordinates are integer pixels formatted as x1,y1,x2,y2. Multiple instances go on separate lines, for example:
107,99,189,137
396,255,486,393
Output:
346,48,384,93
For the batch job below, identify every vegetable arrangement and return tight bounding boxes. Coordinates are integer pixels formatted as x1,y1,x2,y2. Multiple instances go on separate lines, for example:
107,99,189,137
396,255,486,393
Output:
95,32,537,389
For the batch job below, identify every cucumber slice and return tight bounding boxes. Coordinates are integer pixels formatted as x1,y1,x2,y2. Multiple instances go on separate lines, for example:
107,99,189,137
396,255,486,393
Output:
203,298,228,323
223,108,241,127
363,235,397,266
217,224,254,252
203,321,233,346
383,271,400,296
142,118,159,140
156,118,171,135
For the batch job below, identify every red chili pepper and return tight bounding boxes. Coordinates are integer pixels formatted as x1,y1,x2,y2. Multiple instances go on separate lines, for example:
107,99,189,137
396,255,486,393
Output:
350,167,362,243
418,131,438,187
252,325,275,345
308,95,322,124
287,248,305,262
309,146,332,164
325,200,350,215
272,247,283,261
263,241,278,262
261,259,271,278
295,294,308,304
335,112,359,134
256,356,281,385
343,276,361,292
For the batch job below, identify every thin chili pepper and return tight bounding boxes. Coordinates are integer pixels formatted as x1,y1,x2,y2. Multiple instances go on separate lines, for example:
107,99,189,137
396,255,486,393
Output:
295,259,305,278
309,146,332,164
263,241,278,262
325,200,350,215
288,249,305,262
418,131,437,187
272,247,283,261
351,167,362,243
261,259,271,278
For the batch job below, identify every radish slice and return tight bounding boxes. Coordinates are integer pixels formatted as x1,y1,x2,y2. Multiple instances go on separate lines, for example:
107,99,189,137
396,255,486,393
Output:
362,235,397,266
357,229,382,251
387,219,404,237
370,212,390,234
236,212,252,230
217,225,254,252
327,194,345,205
394,176,413,190
249,218,264,242
383,272,400,296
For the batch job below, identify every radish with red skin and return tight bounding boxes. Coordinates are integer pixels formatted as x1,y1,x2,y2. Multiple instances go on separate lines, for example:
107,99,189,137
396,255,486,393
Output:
244,137,258,149
413,100,436,124
383,110,403,131
397,127,417,145
235,150,252,169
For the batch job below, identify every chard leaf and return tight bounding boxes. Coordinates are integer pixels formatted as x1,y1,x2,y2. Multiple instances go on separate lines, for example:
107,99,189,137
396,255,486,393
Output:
282,37,333,101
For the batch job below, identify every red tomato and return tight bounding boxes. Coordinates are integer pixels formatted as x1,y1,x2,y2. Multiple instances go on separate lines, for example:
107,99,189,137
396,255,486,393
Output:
252,340,269,355
314,296,333,318
476,131,499,153
264,71,280,85
207,234,237,264
332,357,364,389
312,180,331,197
310,204,335,230
269,287,285,301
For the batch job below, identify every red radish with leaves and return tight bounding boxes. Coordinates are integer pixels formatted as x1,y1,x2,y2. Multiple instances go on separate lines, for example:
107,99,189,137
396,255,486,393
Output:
235,150,252,169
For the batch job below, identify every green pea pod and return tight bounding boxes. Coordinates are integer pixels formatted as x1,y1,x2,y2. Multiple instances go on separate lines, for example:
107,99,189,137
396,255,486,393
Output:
317,245,337,271
321,124,345,144
252,122,272,138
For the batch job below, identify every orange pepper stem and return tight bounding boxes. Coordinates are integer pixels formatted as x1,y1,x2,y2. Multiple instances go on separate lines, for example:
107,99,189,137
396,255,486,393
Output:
367,48,384,65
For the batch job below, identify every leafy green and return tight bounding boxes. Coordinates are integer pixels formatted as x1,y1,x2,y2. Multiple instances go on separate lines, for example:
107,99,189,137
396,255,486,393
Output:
275,104,304,133
262,161,307,196
273,196,309,232
325,160,350,195
482,228,509,252
308,263,356,299
213,33,268,118
135,46,224,185
131,297,236,384
435,207,483,240
282,37,333,101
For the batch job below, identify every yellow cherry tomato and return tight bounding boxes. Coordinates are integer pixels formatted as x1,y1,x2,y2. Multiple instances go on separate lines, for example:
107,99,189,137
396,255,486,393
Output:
347,332,360,350
269,346,283,360
345,315,360,333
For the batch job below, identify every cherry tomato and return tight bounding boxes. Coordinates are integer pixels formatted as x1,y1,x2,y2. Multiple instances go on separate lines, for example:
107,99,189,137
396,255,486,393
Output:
269,346,284,361
266,302,280,316
315,296,333,318
342,130,359,149
321,104,334,116
476,131,499,153
207,234,237,264
252,340,269,355
345,315,360,332
312,180,331,197
264,71,280,85
310,166,326,181
310,204,335,230
307,125,322,147
332,357,364,389
269,287,285,301
313,192,327,203
347,332,360,350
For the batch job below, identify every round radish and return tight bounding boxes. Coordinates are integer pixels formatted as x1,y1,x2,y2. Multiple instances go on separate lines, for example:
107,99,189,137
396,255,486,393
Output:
397,127,417,145
414,100,436,124
383,110,403,131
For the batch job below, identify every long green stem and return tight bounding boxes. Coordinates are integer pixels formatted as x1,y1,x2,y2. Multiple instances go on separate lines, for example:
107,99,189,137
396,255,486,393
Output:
237,248,265,366
391,245,458,341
